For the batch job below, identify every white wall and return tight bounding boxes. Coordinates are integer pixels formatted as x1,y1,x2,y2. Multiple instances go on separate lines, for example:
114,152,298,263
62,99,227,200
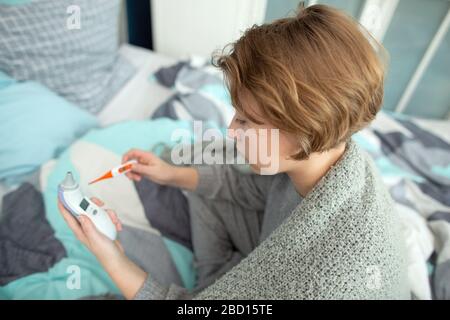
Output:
151,0,267,59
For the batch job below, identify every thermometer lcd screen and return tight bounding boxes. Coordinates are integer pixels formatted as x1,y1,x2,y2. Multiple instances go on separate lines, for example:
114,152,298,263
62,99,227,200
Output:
80,198,90,211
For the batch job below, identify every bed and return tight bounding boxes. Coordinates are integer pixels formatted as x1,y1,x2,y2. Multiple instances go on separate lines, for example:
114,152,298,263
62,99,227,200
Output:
0,43,449,300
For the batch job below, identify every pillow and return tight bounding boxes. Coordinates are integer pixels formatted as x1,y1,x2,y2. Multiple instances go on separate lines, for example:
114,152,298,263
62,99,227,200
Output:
0,0,135,113
0,0,31,5
0,71,97,185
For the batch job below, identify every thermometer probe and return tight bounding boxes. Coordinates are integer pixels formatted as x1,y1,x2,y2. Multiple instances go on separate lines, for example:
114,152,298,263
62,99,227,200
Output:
88,160,137,185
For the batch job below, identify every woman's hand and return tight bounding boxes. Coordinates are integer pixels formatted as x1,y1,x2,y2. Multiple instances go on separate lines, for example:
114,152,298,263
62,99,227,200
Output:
122,149,177,185
57,197,124,264
122,148,200,191
57,197,148,299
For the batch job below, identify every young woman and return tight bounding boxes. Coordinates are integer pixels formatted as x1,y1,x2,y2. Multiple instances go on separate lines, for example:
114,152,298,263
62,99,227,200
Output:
58,4,410,299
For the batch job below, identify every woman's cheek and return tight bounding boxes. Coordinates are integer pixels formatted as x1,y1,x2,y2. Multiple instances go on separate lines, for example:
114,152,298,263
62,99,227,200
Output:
235,130,250,161
231,126,281,173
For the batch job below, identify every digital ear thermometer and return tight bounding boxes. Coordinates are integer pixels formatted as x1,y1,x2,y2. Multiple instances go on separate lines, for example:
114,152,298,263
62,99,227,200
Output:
88,160,137,185
58,172,117,240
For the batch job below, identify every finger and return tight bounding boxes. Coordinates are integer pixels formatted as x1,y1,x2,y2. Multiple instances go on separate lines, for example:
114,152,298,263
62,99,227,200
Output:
127,171,142,181
106,209,119,224
122,149,145,164
58,201,80,228
57,201,89,244
57,200,71,216
69,219,90,245
130,174,141,182
131,163,150,175
106,210,123,232
123,149,157,165
124,172,141,182
90,197,104,206
122,149,137,163
114,220,123,232
79,215,102,242
128,172,141,180
124,171,136,180
115,240,125,253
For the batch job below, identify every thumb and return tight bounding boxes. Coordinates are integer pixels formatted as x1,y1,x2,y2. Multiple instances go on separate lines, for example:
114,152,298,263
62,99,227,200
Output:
131,163,150,175
79,215,101,242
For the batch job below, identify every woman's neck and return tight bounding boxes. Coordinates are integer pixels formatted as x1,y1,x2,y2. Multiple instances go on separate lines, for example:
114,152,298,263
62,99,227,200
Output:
287,143,347,197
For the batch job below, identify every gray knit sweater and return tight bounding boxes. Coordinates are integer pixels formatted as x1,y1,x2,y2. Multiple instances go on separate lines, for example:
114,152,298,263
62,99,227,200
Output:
134,140,410,299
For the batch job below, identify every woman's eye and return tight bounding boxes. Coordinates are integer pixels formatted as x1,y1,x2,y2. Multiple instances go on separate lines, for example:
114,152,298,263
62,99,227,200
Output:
235,118,247,125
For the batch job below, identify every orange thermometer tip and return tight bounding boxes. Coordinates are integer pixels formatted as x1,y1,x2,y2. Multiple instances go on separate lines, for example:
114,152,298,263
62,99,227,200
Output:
88,160,138,185
88,172,113,185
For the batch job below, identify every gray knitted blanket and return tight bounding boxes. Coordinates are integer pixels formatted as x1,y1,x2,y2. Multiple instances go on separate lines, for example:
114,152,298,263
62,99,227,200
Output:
135,140,411,299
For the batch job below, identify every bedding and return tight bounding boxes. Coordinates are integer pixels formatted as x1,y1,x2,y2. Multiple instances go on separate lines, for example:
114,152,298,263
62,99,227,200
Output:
0,182,66,285
151,57,235,127
97,45,176,127
0,71,97,186
0,0,135,113
354,111,450,300
0,119,199,299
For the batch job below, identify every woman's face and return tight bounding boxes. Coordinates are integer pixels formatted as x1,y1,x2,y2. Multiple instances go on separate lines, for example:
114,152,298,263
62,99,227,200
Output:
227,91,299,174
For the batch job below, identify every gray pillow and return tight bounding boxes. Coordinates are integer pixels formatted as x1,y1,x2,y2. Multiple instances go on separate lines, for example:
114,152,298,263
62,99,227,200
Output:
0,0,135,113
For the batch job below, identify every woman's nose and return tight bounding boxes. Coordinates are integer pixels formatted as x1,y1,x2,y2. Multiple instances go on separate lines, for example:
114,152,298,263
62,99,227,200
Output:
227,129,236,140
227,116,238,139
227,122,238,139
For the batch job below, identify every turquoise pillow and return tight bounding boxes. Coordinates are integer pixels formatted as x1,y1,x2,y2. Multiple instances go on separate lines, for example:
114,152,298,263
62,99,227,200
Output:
0,72,97,185
0,0,31,5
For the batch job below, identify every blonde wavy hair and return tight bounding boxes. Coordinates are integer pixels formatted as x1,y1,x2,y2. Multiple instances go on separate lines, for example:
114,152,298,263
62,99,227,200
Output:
213,3,388,160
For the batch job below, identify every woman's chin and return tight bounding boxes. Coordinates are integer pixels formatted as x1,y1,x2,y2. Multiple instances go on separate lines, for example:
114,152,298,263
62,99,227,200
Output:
249,163,279,175
249,163,260,173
